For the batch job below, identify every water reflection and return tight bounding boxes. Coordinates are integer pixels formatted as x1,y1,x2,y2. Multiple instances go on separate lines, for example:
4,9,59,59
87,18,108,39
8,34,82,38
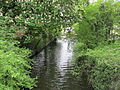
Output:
31,38,92,90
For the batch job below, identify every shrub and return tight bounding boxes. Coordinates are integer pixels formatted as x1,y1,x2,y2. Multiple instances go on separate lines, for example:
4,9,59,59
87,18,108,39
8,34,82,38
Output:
0,40,35,90
0,16,35,90
86,43,120,90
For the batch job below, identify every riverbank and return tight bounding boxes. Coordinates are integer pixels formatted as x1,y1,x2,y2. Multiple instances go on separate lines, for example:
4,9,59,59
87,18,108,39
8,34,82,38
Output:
24,37,57,58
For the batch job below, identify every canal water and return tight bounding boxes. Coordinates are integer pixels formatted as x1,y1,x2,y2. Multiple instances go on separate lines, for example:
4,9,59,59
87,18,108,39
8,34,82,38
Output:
31,38,92,90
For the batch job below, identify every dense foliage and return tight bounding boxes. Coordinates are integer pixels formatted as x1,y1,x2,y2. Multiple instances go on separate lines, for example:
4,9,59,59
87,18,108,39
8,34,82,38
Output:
0,0,78,44
0,0,79,89
86,42,120,90
74,0,120,48
0,16,35,89
0,0,120,89
73,0,120,90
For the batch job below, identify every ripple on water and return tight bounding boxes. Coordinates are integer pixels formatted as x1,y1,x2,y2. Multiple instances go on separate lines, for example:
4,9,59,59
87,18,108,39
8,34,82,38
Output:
31,38,93,90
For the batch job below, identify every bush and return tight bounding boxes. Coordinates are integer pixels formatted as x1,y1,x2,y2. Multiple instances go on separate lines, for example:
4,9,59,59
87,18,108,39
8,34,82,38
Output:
0,16,35,90
86,43,120,90
72,42,120,90
0,40,35,90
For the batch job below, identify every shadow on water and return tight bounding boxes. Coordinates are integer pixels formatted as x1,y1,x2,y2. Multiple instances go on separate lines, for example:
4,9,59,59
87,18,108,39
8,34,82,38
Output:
31,38,93,90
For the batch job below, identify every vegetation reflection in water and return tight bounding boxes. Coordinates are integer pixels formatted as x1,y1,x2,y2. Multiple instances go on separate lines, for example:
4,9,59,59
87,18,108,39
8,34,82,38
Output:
31,38,93,90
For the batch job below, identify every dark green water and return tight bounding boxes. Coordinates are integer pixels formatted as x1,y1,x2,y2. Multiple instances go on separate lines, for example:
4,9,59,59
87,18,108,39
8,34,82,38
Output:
31,38,93,90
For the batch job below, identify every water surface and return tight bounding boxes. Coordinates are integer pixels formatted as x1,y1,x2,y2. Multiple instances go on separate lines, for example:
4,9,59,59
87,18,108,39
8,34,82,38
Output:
32,38,92,90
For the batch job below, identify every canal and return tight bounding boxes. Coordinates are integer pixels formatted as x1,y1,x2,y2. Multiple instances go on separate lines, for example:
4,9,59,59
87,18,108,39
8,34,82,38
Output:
31,38,92,90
